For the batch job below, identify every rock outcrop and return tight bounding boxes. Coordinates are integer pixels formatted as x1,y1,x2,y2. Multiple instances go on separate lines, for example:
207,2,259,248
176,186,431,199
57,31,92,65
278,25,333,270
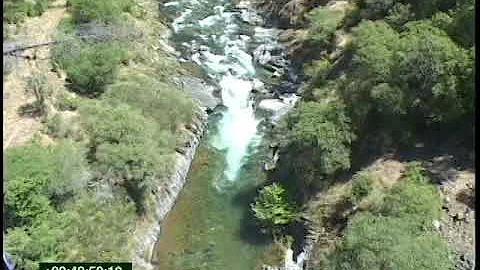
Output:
175,75,221,111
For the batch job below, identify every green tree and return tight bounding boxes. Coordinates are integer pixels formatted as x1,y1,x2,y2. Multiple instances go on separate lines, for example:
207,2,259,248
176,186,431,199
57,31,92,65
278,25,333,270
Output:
449,0,475,47
5,178,55,228
385,3,414,30
392,21,473,122
350,20,399,80
402,0,456,19
251,183,297,230
80,100,173,211
291,101,354,178
360,0,395,20
52,38,128,96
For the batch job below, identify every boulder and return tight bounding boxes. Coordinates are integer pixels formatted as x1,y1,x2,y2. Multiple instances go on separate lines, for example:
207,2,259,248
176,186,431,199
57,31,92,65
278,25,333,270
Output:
175,76,221,111
256,95,299,121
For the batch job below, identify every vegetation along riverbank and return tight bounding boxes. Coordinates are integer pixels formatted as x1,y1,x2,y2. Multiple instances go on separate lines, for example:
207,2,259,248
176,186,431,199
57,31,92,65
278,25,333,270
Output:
248,0,475,269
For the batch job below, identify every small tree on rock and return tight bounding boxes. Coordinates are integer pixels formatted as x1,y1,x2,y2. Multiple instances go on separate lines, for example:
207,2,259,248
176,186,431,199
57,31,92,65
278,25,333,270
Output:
251,183,297,233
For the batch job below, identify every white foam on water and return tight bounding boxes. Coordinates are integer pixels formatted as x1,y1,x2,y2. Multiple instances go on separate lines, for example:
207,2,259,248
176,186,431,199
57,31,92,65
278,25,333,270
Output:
163,1,180,7
211,73,261,180
168,0,291,185
199,15,220,27
225,45,255,75
172,8,192,31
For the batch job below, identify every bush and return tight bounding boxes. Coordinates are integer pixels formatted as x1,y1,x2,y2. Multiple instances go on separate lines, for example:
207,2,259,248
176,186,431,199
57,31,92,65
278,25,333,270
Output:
291,101,354,177
69,0,135,24
350,172,373,203
59,193,136,261
304,58,332,85
251,183,298,230
324,163,452,270
52,38,128,96
79,100,174,212
377,162,442,223
306,7,344,47
327,213,453,270
45,113,70,138
103,74,196,132
5,192,136,269
54,93,79,111
5,219,63,270
5,140,90,207
25,72,52,115
5,177,55,228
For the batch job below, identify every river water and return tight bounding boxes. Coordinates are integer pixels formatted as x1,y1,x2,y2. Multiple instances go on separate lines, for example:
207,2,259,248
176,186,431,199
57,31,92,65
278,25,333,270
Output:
153,0,299,269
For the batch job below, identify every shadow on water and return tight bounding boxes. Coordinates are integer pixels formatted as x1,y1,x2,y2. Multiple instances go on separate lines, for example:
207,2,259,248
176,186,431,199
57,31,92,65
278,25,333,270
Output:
232,185,272,246
230,138,310,255
230,138,273,246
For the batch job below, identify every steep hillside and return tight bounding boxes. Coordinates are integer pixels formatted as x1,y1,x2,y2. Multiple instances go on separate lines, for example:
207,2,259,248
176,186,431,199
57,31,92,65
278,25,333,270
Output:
3,0,212,269
248,0,475,269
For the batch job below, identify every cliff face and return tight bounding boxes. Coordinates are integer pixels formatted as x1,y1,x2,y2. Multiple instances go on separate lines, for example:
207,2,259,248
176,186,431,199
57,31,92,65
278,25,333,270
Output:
133,109,208,270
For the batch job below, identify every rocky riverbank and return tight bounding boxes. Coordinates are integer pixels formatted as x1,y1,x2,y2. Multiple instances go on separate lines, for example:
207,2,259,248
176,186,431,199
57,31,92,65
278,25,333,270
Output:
128,2,220,269
132,108,208,270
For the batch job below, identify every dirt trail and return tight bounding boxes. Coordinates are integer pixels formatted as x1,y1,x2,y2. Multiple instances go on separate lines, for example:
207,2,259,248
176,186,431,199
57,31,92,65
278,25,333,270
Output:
3,0,67,149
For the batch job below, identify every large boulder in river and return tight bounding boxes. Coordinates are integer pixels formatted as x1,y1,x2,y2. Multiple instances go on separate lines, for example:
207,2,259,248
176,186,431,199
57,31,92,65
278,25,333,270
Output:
256,95,299,121
174,76,221,111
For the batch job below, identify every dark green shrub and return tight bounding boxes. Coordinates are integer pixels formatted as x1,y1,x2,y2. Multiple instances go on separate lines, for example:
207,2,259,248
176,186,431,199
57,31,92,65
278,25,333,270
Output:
350,172,373,203
79,100,174,212
448,0,474,47
52,38,128,96
5,177,55,228
30,0,49,16
360,0,395,20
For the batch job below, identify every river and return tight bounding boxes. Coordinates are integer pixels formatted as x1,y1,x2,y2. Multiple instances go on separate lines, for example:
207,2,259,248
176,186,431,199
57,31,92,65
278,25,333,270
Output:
152,0,299,269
